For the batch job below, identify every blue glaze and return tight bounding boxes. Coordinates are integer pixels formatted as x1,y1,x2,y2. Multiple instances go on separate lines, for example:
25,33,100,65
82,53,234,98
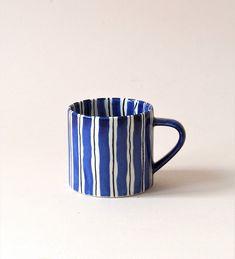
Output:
98,118,111,196
133,114,142,194
82,116,93,195
68,98,186,197
144,112,151,190
97,98,106,117
117,117,128,196
152,118,186,173
72,112,79,191
112,98,122,116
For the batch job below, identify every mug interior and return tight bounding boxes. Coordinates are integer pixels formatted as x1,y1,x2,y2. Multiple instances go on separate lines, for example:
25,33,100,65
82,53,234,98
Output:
70,98,152,117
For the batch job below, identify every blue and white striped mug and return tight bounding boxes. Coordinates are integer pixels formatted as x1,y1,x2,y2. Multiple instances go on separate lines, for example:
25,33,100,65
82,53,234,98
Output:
68,98,186,197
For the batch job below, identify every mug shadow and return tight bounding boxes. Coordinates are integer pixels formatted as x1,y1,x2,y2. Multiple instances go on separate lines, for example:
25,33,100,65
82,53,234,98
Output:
142,168,234,197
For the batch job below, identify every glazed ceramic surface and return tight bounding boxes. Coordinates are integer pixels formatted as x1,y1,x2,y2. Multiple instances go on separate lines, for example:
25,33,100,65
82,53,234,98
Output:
68,98,185,197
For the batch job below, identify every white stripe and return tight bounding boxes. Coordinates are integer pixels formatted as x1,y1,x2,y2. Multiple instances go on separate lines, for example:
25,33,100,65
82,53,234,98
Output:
130,115,135,195
113,118,118,196
124,98,128,116
109,98,113,117
104,98,109,117
134,100,138,115
91,117,95,194
120,98,125,116
69,110,74,189
137,101,140,115
94,99,97,116
95,117,100,196
126,116,130,195
77,115,81,192
141,113,146,191
109,118,114,197
80,115,85,193
91,99,95,116
120,98,123,116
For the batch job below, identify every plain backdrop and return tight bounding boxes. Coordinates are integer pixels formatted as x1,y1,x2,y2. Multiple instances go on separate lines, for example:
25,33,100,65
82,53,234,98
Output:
0,0,234,258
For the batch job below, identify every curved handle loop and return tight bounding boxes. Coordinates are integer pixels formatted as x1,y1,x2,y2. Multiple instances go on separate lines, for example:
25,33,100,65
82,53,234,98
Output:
153,118,186,173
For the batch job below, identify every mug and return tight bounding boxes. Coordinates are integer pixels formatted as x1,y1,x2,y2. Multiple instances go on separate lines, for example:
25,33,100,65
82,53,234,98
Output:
68,98,186,197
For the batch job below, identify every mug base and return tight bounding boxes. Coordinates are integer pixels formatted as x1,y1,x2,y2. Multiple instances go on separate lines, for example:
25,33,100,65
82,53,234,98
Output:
68,182,154,198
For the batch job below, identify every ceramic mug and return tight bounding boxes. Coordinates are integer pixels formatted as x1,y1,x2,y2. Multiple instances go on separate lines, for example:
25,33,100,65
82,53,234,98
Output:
68,98,186,197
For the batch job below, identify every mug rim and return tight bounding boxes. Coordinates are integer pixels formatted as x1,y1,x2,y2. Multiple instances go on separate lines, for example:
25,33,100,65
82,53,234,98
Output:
68,97,153,120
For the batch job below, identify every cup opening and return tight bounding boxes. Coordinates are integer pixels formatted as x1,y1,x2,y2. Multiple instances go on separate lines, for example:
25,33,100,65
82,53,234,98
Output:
69,98,153,118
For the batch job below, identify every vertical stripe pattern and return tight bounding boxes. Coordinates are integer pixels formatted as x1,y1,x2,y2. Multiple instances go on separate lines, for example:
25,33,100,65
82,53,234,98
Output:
68,98,154,197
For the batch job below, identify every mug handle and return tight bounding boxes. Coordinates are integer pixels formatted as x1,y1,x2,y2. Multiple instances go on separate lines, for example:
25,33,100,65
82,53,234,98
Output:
153,118,186,173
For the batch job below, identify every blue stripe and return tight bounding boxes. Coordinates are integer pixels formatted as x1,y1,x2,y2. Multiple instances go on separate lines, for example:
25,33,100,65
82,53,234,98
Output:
112,98,121,116
117,117,128,196
82,117,93,195
133,115,142,193
97,98,106,117
98,119,110,196
127,100,134,115
144,113,150,189
137,101,144,114
84,100,92,116
72,112,79,191
144,103,149,113
74,102,80,113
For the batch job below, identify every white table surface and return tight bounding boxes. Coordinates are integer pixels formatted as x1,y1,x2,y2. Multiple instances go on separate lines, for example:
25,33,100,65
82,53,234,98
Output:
0,0,234,258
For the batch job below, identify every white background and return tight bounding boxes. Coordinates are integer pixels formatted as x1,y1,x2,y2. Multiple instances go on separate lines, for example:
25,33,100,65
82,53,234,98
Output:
0,0,234,258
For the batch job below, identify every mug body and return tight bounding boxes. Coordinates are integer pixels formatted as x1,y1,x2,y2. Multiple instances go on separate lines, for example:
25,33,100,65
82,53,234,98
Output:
68,98,154,197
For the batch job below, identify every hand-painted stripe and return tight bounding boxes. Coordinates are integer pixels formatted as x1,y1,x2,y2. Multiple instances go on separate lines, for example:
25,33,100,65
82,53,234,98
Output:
127,99,134,116
104,98,109,117
109,118,114,197
130,116,135,195
80,101,84,115
92,99,97,116
72,112,79,191
112,98,121,116
133,114,142,194
78,115,83,193
122,98,126,116
97,98,106,117
70,110,74,189
116,116,128,196
113,118,118,195
80,116,85,193
82,101,85,115
93,117,97,195
112,118,116,196
126,117,131,195
98,118,110,196
134,100,138,115
137,101,144,114
108,98,113,117
126,116,133,195
82,116,93,195
74,102,80,113
83,99,91,116
95,117,100,196
141,113,146,192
